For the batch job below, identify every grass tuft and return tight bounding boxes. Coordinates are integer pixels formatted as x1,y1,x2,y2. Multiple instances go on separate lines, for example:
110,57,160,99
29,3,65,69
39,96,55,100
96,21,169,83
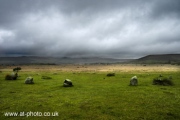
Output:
41,76,52,79
153,76,174,86
106,73,115,77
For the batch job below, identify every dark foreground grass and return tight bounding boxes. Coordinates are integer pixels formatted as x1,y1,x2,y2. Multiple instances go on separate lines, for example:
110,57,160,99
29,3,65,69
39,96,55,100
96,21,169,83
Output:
0,70,180,120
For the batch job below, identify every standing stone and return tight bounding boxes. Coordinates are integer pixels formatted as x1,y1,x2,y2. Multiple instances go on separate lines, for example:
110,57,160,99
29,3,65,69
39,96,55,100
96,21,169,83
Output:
130,76,138,86
25,77,34,84
63,79,73,87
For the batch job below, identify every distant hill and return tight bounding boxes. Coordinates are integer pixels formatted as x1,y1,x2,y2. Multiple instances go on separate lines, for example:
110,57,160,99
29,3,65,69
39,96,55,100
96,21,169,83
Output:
132,54,180,64
1,54,180,65
0,56,130,65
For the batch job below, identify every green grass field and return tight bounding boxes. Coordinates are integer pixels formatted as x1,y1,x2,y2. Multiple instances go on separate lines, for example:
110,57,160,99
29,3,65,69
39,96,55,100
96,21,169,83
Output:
0,66,180,120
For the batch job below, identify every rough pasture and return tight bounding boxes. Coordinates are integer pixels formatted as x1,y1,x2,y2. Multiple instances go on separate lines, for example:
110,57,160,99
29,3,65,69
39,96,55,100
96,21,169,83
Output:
0,64,180,120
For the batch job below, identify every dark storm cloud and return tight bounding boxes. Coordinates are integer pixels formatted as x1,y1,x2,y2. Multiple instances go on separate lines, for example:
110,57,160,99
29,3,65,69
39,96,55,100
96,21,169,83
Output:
151,0,180,19
0,0,180,58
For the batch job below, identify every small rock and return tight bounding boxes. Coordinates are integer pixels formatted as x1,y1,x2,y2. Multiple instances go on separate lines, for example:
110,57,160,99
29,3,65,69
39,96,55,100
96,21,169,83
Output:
63,79,73,87
130,76,138,86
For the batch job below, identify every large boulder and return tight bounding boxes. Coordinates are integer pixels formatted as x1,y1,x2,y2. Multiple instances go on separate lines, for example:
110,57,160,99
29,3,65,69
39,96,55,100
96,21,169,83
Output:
130,76,138,86
5,72,18,80
63,79,73,87
25,77,34,84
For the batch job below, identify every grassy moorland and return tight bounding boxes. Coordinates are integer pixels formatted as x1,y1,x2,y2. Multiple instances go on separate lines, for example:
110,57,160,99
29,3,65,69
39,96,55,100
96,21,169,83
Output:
0,64,180,120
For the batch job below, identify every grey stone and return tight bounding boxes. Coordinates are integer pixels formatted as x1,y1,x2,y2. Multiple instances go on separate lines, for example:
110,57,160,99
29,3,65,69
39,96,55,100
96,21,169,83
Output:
25,77,34,84
63,79,73,87
130,76,138,86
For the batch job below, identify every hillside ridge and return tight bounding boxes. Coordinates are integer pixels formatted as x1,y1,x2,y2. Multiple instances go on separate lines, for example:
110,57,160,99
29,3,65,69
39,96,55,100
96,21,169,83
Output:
134,54,180,64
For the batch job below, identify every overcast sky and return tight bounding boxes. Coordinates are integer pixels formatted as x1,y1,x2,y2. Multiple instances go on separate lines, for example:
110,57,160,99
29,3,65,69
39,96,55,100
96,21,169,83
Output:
0,0,180,58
